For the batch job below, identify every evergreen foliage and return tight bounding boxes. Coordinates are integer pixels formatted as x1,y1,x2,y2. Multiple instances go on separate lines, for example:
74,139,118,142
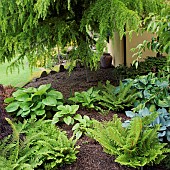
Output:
90,114,170,168
0,118,78,169
0,0,165,70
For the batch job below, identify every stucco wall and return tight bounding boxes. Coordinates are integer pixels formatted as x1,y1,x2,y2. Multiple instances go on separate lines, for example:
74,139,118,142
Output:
126,32,157,66
107,31,157,67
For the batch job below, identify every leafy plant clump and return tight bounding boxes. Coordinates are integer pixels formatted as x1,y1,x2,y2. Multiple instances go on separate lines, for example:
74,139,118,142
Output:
5,84,64,119
96,81,138,111
124,107,170,142
52,105,79,125
113,56,168,79
123,73,170,112
68,87,101,110
89,114,170,168
72,114,93,139
0,118,78,170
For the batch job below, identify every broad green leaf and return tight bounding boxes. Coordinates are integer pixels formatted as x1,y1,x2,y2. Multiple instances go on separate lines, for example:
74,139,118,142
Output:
21,110,30,117
75,131,83,139
20,102,30,111
47,90,63,99
4,97,15,103
34,84,51,95
42,96,57,106
12,89,25,97
72,123,80,131
70,105,79,114
16,109,24,116
24,87,36,93
6,102,19,112
52,114,60,124
64,116,73,125
84,115,90,121
31,102,42,111
36,109,45,116
74,114,82,121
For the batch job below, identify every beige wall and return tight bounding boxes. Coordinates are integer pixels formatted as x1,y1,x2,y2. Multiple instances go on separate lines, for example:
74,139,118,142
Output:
107,32,124,67
126,32,156,66
107,31,157,67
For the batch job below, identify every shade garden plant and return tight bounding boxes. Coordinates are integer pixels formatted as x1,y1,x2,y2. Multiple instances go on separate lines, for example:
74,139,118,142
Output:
2,67,169,170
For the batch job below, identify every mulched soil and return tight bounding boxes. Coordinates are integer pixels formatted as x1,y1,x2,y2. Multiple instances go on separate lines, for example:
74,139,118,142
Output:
1,66,167,170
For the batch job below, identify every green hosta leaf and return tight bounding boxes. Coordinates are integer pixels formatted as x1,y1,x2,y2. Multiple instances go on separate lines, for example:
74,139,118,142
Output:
4,97,15,103
72,123,80,131
34,84,51,96
12,89,25,97
20,102,31,111
21,110,30,117
47,90,63,99
74,114,82,121
64,116,74,125
42,96,57,106
6,102,20,112
36,109,45,116
84,115,90,121
15,93,29,101
70,105,79,114
52,114,60,124
75,131,83,139
24,87,36,93
31,102,42,111
16,109,24,116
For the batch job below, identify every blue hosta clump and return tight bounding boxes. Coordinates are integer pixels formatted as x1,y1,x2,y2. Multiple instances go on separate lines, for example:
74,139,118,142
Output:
123,73,170,111
123,107,170,142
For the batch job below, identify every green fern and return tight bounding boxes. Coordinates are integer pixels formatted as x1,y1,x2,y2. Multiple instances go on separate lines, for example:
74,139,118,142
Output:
0,118,78,169
97,81,138,111
90,113,170,168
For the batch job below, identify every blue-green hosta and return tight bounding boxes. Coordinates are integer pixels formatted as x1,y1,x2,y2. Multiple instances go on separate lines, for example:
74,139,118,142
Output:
123,73,170,112
124,107,170,142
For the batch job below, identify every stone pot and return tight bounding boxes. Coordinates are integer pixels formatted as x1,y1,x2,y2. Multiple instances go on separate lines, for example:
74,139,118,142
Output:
100,53,112,68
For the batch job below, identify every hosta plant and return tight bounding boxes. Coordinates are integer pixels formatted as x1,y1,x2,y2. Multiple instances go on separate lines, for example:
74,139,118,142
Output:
52,105,79,125
72,114,93,139
124,107,170,142
68,87,101,110
90,114,170,169
5,84,64,119
0,118,78,170
123,73,170,112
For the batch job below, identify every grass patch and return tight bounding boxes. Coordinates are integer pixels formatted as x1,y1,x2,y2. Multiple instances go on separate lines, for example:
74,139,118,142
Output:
0,61,40,87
